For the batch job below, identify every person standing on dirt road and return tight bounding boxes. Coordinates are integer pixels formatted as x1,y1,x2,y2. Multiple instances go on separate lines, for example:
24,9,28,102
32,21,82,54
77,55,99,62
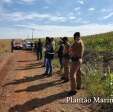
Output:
68,32,84,96
11,39,14,53
36,39,43,60
61,37,70,82
58,39,64,73
42,37,49,67
43,37,54,76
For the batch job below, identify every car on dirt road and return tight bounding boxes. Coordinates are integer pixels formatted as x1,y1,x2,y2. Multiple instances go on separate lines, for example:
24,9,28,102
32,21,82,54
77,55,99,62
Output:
13,40,23,50
23,41,33,50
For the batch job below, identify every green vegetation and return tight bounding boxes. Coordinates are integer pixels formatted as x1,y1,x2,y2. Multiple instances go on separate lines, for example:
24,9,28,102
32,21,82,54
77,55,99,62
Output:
82,65,112,97
82,32,113,52
52,31,113,98
80,32,113,98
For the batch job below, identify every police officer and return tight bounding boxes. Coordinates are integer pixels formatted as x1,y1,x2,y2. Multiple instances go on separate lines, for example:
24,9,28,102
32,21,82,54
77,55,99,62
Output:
61,37,70,82
68,32,84,96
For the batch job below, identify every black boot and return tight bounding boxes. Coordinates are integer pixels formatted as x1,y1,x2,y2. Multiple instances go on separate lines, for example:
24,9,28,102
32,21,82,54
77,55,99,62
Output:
43,72,48,76
63,79,69,83
67,91,77,96
48,72,52,77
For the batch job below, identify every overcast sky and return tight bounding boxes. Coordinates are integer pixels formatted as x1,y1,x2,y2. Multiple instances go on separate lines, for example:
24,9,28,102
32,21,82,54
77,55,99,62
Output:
1,0,113,38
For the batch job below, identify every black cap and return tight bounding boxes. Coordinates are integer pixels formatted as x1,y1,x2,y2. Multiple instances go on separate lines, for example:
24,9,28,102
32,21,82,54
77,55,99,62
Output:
62,37,68,41
74,32,80,37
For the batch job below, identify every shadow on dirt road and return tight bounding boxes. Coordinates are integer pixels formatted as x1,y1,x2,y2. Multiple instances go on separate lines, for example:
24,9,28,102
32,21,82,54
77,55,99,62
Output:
3,74,48,86
9,91,68,112
15,79,64,93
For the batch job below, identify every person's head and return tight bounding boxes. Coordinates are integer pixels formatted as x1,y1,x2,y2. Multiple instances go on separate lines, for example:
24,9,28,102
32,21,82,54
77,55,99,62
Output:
74,32,81,42
46,37,49,43
38,39,41,42
48,37,52,44
62,37,68,43
46,37,49,41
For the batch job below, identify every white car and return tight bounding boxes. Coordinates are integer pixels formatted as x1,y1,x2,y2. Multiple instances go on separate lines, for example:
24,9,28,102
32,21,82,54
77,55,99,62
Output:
13,41,23,50
24,41,33,50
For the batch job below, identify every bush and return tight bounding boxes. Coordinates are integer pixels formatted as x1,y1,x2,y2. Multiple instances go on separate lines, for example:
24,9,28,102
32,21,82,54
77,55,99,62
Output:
82,64,113,97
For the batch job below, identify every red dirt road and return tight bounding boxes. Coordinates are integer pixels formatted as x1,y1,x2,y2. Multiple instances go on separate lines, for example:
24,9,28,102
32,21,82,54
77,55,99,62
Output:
0,51,92,112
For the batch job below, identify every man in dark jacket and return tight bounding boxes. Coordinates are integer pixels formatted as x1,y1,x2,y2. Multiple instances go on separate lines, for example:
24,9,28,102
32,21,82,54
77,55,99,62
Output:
36,39,43,60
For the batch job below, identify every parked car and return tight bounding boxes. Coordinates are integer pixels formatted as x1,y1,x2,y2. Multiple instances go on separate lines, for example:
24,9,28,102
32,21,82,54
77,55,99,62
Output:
13,40,23,50
24,41,33,50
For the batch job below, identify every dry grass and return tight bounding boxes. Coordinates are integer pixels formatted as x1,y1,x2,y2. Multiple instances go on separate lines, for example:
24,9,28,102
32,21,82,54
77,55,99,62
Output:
0,39,11,56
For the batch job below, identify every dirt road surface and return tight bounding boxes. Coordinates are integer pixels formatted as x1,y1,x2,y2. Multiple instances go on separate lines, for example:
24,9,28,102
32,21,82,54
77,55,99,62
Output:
0,51,93,112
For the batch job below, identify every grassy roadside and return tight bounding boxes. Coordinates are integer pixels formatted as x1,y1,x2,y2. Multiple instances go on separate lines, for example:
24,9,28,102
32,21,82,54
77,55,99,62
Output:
0,39,11,56
52,32,113,99
83,32,113,52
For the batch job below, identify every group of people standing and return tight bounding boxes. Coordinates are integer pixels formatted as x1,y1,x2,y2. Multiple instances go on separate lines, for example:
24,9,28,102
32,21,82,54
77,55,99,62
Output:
34,37,55,76
35,32,84,96
34,39,43,60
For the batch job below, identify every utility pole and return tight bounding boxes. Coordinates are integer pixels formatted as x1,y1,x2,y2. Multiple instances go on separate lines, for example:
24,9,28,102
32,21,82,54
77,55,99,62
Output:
32,29,34,41
31,29,35,51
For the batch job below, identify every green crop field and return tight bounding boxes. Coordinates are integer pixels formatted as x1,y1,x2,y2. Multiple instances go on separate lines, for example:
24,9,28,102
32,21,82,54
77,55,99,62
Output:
82,32,113,52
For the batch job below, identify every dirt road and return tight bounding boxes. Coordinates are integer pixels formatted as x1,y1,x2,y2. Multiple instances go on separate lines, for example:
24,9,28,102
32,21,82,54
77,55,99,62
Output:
0,51,92,112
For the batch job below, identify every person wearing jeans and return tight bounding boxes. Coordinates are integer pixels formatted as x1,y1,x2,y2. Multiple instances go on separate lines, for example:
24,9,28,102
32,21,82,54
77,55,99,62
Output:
43,37,54,76
42,37,49,67
45,58,52,75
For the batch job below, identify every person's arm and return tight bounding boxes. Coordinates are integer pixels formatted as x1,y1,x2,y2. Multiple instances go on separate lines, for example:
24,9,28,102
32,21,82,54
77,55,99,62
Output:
79,41,84,58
